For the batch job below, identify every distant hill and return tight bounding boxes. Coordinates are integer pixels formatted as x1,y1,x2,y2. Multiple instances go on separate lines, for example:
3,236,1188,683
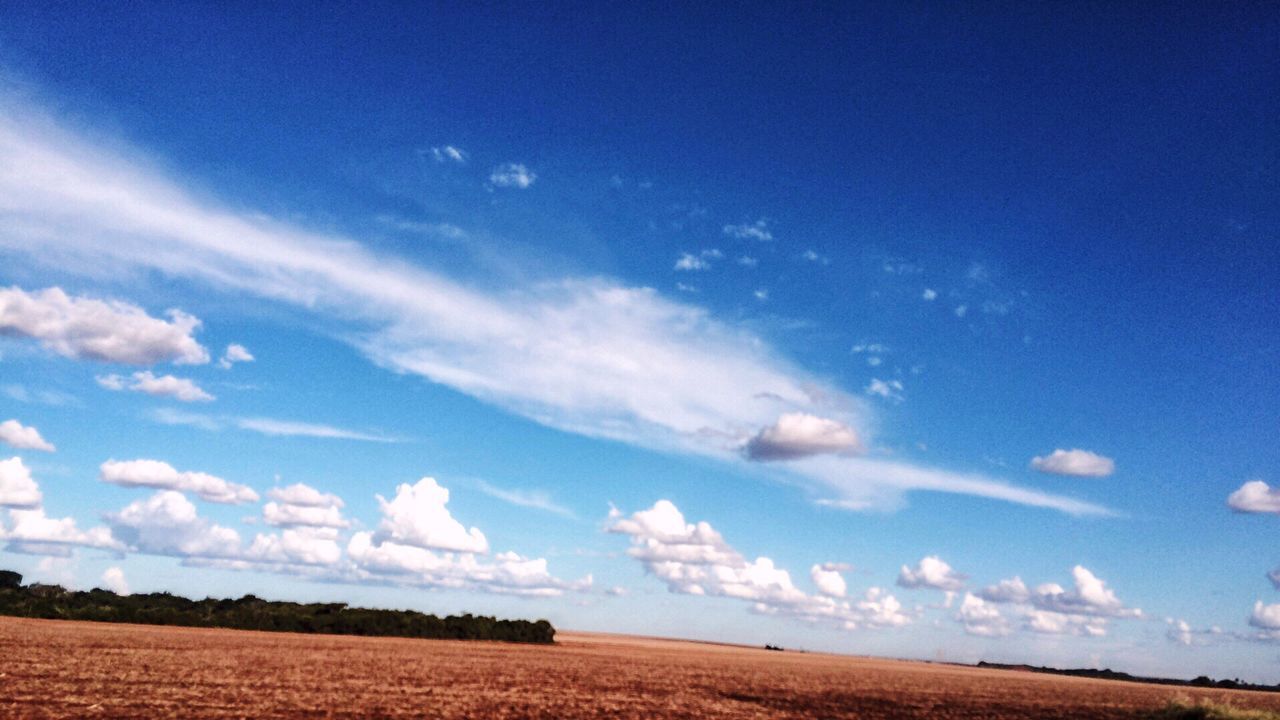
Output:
976,661,1278,694
0,569,555,644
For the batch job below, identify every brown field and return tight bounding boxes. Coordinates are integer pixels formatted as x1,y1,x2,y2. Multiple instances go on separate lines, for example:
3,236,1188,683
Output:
1,617,1277,719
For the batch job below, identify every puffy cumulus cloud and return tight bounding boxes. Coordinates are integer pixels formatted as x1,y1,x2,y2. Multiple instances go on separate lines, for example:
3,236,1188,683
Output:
97,371,214,402
608,500,912,631
373,477,488,553
978,576,1030,604
897,556,966,592
489,163,535,188
1029,449,1115,478
0,419,55,452
1250,601,1280,632
0,286,208,365
2,506,119,553
973,566,1141,638
745,413,861,461
263,483,348,529
1032,566,1141,619
956,593,1010,637
0,106,1113,517
100,459,259,505
245,526,343,567
100,566,129,595
347,534,586,597
811,563,848,598
0,456,41,508
217,343,254,369
346,477,584,597
1227,480,1280,514
105,490,242,559
723,219,772,241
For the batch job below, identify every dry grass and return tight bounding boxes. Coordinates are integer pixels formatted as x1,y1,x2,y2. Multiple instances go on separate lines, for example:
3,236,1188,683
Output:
2,617,1278,719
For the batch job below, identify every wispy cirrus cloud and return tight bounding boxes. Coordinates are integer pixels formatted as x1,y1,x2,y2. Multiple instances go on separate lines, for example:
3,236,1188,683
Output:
148,408,397,442
0,99,1109,516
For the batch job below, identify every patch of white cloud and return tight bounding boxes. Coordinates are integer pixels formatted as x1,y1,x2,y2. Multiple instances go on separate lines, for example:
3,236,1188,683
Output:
0,456,41,508
674,253,709,271
105,490,242,559
428,145,467,163
373,477,488,553
971,566,1140,638
745,412,861,461
234,417,395,442
1030,449,1115,478
489,162,535,188
922,288,937,301
608,500,912,631
811,563,848,597
471,479,573,518
97,370,214,402
100,566,129,595
723,219,772,241
0,286,208,365
956,593,1010,637
0,419,55,452
217,343,254,369
737,256,758,267
897,556,966,592
1227,480,1280,514
99,459,259,505
263,482,348,529
865,378,903,402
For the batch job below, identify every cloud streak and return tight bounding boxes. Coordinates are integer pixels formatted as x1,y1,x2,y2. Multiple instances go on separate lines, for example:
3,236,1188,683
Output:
0,100,1109,516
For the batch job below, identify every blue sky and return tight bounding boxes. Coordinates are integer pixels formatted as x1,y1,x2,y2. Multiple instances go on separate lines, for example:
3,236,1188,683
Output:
0,2,1277,681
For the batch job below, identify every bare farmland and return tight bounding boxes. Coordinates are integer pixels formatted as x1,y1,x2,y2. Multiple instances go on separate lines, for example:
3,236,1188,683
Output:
1,617,1276,719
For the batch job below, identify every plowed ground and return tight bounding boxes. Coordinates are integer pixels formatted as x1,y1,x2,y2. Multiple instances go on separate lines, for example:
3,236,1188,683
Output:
1,617,1276,719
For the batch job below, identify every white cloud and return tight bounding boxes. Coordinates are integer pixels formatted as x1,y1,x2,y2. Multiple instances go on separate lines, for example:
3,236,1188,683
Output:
374,477,488,553
954,305,968,318
737,256,758,267
1030,449,1115,478
811,563,847,597
99,459,259,505
956,593,1010,637
897,556,966,592
97,371,214,402
745,413,861,461
217,343,254,369
1250,601,1280,630
428,145,467,163
0,104,1110,516
976,566,1140,637
3,505,119,552
245,526,342,566
801,250,828,264
0,419,55,452
262,482,348,528
100,566,129,595
978,576,1030,604
345,477,583,597
105,490,242,559
922,288,937,301
0,456,41,508
674,253,709,271
723,219,772,241
753,288,768,301
608,500,912,630
865,378,903,402
1227,480,1280,514
472,479,573,518
0,286,208,365
235,417,395,442
489,163,535,188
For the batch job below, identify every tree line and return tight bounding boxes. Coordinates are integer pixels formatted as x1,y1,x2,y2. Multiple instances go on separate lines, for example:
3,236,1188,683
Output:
0,569,555,644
